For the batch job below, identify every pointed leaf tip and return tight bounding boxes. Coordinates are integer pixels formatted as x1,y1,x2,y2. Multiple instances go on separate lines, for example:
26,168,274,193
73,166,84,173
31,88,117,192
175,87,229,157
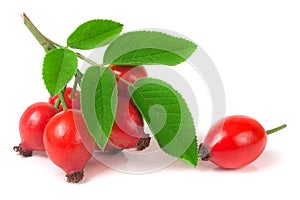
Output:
67,19,123,50
81,66,117,149
129,78,198,166
104,31,197,66
42,48,78,96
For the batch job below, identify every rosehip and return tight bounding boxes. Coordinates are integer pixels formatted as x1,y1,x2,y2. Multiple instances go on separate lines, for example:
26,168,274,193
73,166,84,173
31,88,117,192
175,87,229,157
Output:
199,115,286,169
109,65,147,96
43,109,95,183
48,87,80,110
14,102,59,157
109,95,150,151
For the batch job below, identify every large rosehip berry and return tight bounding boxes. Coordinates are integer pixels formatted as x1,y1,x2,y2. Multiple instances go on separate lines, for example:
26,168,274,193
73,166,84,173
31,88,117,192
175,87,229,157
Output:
199,115,286,169
109,95,150,151
43,109,95,183
14,102,59,157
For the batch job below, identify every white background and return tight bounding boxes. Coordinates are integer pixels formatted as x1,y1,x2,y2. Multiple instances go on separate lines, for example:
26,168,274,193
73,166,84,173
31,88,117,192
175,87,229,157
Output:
1,0,299,199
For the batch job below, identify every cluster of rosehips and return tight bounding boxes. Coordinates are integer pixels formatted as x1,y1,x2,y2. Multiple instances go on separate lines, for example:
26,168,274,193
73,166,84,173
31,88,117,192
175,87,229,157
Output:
14,65,150,183
14,64,287,183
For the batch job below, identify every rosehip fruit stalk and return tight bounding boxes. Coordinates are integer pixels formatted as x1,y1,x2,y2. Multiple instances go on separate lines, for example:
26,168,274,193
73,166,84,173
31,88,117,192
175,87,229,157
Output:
49,87,80,111
199,115,287,169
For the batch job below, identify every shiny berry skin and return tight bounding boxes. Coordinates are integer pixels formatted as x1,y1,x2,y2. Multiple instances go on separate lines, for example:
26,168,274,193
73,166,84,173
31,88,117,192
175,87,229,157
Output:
48,87,80,110
200,115,267,169
43,109,95,183
109,95,150,150
14,102,59,157
109,65,147,96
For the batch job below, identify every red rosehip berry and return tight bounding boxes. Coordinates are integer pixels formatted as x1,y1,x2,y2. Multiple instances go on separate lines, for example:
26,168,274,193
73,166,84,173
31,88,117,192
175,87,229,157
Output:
109,95,150,151
43,109,95,183
14,102,59,157
199,115,286,169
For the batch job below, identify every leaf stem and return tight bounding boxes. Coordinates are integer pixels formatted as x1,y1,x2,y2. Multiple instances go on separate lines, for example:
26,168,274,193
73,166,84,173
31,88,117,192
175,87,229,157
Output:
23,13,105,65
75,69,83,87
76,52,98,66
116,75,133,86
75,52,134,88
22,13,134,89
266,124,287,135
59,89,68,110
71,78,78,99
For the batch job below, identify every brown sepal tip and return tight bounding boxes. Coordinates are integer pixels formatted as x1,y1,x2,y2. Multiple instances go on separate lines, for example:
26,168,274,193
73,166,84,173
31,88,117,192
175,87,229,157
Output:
136,135,151,151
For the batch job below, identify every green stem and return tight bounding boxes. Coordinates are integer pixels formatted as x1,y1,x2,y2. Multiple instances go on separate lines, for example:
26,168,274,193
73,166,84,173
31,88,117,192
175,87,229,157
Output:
54,98,61,109
76,52,133,87
71,77,78,99
116,75,133,86
266,124,287,135
22,13,135,90
23,13,105,67
76,52,98,66
75,70,83,87
59,89,68,110
22,13,57,52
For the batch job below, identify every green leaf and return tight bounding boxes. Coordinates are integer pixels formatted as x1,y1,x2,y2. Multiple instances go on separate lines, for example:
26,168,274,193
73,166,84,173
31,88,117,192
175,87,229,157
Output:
103,31,197,66
80,66,117,149
129,78,198,166
42,48,78,96
67,19,123,50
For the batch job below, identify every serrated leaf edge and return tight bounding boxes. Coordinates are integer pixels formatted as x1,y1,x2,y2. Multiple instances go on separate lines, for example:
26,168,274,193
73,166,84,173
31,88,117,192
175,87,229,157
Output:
67,19,123,49
104,30,197,65
80,66,117,149
129,78,199,166
42,48,78,96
